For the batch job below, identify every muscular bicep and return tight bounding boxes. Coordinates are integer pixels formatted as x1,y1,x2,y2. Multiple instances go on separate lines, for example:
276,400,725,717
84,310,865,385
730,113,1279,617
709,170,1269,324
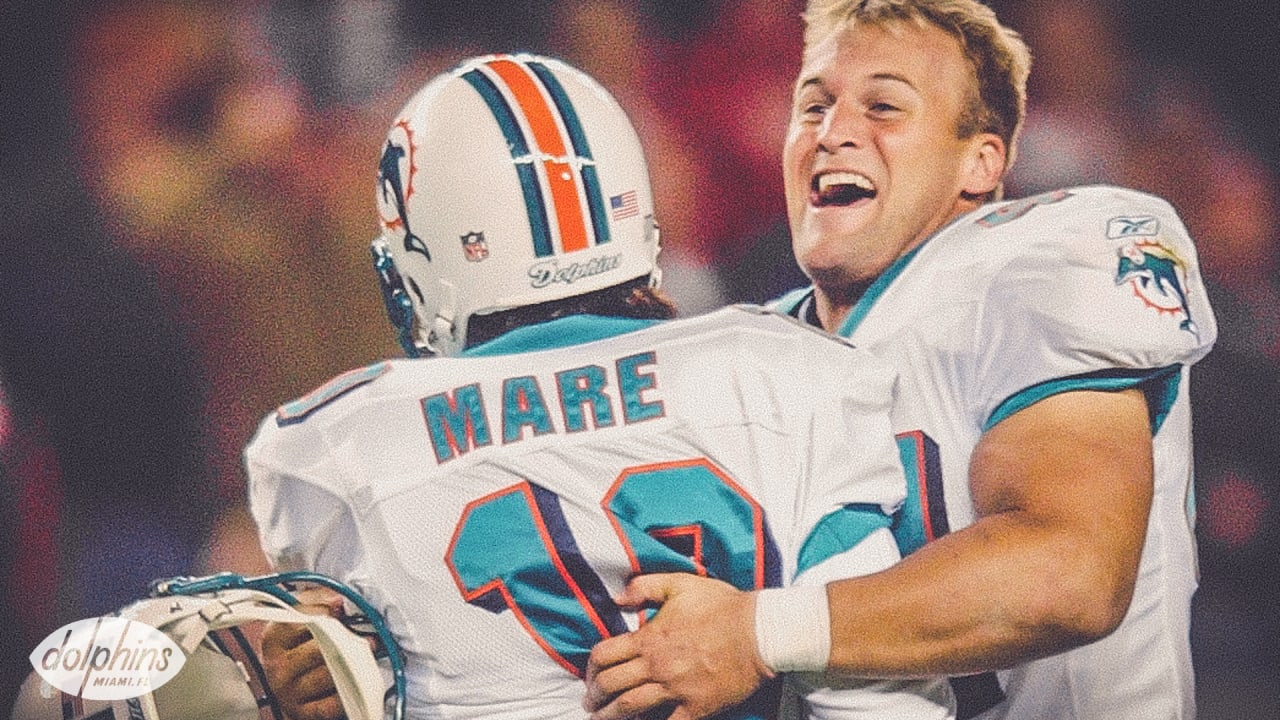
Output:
970,388,1153,630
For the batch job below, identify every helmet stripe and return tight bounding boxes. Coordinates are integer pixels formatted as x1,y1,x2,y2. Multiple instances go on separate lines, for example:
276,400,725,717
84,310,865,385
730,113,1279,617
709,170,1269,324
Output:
527,60,611,246
485,57,593,254
461,68,555,257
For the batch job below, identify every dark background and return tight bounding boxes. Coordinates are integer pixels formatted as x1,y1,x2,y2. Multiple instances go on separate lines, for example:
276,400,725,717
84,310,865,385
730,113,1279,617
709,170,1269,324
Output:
2,1,1277,716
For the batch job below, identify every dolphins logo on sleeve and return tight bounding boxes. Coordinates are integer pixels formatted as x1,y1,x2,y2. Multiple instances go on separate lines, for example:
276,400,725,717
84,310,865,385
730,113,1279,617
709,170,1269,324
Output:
1116,240,1198,337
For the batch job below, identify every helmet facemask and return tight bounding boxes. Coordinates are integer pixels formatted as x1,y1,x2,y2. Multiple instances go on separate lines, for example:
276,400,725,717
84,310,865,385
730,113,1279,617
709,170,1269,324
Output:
11,572,406,720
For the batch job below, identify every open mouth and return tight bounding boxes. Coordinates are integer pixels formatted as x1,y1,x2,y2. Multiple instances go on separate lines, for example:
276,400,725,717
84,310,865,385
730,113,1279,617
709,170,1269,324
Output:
810,171,876,207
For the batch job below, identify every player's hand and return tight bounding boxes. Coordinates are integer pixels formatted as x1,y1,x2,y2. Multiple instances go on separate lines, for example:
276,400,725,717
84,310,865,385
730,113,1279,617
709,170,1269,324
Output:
583,574,772,720
260,588,349,720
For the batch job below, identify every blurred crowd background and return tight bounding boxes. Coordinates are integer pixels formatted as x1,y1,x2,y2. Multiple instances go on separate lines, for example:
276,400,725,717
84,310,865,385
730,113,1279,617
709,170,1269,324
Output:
1,0,1276,716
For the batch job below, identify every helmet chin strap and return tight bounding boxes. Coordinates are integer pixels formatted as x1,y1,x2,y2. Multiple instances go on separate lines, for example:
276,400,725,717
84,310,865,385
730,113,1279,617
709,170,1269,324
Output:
371,239,423,358
372,238,466,358
426,280,459,356
154,589,387,720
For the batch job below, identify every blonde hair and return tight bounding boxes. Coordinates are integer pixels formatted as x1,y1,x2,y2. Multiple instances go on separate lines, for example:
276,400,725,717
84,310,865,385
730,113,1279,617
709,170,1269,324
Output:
803,0,1032,176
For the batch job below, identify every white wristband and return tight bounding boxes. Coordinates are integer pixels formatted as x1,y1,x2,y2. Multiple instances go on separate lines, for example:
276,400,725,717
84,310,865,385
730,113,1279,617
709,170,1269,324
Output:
754,585,831,673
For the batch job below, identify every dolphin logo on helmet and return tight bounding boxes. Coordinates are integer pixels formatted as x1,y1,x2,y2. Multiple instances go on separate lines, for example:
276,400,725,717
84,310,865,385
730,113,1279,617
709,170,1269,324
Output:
378,137,431,261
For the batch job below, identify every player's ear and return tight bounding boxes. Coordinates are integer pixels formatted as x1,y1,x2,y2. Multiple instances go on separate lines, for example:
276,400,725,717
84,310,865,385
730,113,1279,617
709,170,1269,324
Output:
960,133,1006,198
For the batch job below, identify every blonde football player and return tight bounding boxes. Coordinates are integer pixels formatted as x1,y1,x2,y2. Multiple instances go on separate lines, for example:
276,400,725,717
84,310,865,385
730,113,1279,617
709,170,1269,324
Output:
584,2,1216,719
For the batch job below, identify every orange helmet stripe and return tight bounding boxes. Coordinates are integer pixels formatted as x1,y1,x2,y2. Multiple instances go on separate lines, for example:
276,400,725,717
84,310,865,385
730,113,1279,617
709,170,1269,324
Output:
486,57,591,254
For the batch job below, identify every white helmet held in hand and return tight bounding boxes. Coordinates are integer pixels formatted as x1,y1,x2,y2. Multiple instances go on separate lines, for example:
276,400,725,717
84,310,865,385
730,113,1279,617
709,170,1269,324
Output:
10,572,406,720
373,53,661,357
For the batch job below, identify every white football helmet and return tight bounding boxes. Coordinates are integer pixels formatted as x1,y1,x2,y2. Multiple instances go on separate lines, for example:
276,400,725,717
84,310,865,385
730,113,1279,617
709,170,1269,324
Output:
372,53,661,357
10,572,405,720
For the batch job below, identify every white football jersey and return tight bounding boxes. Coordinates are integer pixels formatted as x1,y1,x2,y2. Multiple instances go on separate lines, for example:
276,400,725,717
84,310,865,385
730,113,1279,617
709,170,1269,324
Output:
778,185,1216,719
247,306,954,720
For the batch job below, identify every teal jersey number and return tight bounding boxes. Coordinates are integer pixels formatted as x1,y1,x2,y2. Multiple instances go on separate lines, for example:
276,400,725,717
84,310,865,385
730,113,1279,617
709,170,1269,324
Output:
445,458,781,677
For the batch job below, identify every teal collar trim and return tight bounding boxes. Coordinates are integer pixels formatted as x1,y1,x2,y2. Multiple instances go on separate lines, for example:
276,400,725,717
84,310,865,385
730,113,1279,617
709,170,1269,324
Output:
777,207,983,336
771,287,812,315
462,315,663,357
835,243,926,337
770,243,928,337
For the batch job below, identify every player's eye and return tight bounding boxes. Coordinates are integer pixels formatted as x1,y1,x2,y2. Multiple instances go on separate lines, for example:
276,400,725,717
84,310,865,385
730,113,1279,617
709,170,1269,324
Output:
867,102,901,116
794,96,831,122
793,82,833,123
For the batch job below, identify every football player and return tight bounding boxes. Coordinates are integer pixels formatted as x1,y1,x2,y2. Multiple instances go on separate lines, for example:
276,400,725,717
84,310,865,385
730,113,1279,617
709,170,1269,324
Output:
583,2,1217,720
246,54,954,720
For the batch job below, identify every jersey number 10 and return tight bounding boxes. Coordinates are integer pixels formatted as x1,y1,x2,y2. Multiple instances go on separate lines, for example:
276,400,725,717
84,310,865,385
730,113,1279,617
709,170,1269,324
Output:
445,458,783,677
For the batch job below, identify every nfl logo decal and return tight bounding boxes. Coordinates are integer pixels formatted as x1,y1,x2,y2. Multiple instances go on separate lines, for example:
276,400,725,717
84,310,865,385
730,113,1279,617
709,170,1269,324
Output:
461,231,489,262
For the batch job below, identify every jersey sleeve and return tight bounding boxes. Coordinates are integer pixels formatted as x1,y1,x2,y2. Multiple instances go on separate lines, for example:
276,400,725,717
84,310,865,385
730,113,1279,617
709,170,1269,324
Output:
244,416,363,577
972,187,1217,428
775,338,955,719
779,332,910,577
802,342,905,503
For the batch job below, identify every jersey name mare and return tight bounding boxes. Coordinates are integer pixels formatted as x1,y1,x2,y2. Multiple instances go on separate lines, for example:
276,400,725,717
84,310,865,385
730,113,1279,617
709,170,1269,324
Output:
422,351,665,463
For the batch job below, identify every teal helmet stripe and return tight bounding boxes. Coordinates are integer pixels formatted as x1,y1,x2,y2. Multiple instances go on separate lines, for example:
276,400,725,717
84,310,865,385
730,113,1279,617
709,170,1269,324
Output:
461,68,556,257
527,60,612,246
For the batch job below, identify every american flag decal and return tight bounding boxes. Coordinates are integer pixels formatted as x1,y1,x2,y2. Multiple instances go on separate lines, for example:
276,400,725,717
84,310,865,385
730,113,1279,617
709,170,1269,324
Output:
610,190,639,221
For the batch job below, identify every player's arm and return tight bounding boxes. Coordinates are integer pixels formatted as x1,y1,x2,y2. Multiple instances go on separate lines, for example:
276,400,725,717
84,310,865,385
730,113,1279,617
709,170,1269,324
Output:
824,387,1152,674
585,387,1153,719
247,444,367,720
